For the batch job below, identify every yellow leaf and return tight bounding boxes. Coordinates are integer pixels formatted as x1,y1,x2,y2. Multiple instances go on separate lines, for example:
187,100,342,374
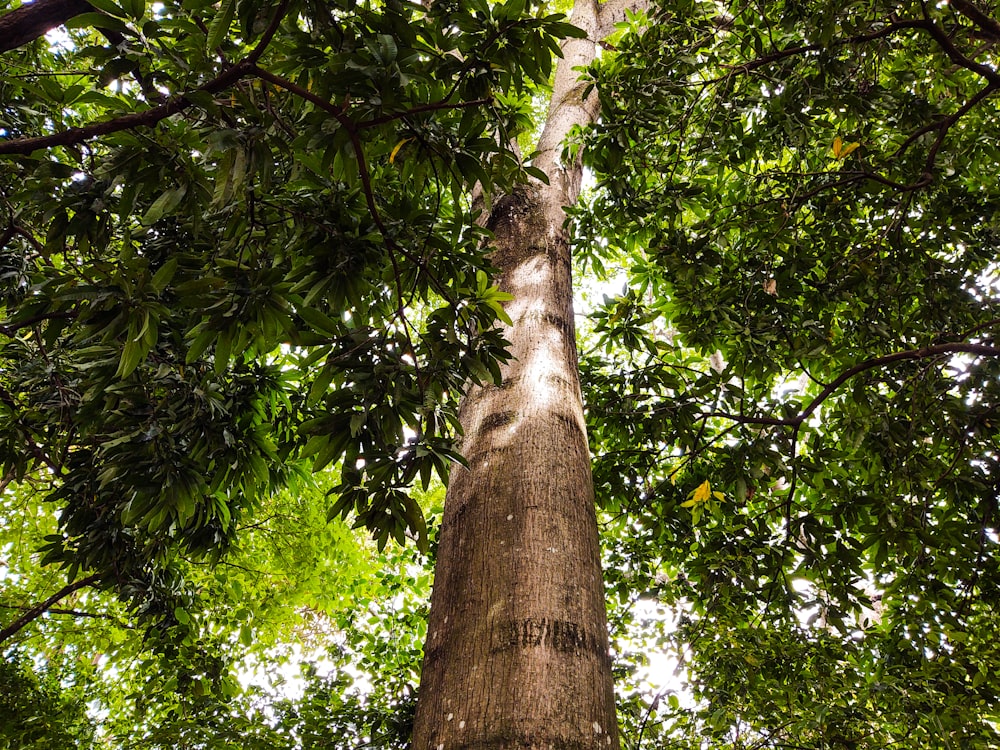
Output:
832,135,843,159
684,479,712,506
832,136,860,160
390,138,412,164
840,140,861,158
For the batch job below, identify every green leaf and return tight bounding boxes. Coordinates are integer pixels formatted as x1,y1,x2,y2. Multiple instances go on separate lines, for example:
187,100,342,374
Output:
214,328,233,375
206,0,236,50
297,306,341,336
186,327,216,363
150,257,179,294
141,185,187,225
85,0,127,15
116,337,147,378
124,0,144,20
64,12,130,32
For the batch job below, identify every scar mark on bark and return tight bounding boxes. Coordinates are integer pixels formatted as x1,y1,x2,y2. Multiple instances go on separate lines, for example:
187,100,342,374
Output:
465,445,515,465
519,310,573,336
492,617,609,663
496,375,523,390
478,410,518,434
552,411,584,434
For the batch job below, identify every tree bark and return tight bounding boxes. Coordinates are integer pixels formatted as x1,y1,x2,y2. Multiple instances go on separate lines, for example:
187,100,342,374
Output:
0,0,94,54
0,573,100,644
411,1,624,747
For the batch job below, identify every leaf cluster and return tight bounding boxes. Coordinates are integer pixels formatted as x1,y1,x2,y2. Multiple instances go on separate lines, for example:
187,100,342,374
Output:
0,0,578,614
580,0,1000,745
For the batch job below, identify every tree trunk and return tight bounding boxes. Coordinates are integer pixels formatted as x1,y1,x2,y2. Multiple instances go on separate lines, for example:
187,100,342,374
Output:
411,1,625,747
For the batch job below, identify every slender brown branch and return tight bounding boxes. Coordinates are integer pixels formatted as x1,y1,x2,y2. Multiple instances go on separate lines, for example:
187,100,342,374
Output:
250,66,350,124
704,9,1000,171
0,602,130,626
0,310,77,337
958,317,1000,340
244,0,289,65
893,102,973,160
0,573,101,644
700,17,980,189
707,343,1000,428
707,19,927,83
0,218,14,250
249,67,382,227
358,98,493,129
0,0,289,156
920,1,1000,84
951,0,1000,41
0,67,249,156
252,66,457,302
0,384,63,473
855,168,934,192
922,81,1000,169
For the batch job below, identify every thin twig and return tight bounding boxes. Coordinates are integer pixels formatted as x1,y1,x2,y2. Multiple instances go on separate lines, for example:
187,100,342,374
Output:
0,573,101,644
0,0,290,156
704,342,1000,428
358,98,492,129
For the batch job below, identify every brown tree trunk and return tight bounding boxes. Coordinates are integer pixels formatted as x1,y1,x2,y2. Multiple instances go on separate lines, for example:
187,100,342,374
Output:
411,0,629,747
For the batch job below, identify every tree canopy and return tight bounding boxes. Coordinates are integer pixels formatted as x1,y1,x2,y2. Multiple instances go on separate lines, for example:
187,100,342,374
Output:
582,0,1000,743
2,0,1000,747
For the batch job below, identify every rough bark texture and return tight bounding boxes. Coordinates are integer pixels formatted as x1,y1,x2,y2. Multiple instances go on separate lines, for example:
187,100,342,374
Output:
411,1,625,748
0,0,93,54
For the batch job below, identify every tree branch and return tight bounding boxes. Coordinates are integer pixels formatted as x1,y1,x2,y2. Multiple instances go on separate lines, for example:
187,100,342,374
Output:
920,1,1000,84
951,0,1000,42
0,0,289,156
0,383,64,473
0,0,93,54
0,310,78,337
891,82,999,160
921,81,1000,170
0,573,101,644
695,12,999,189
250,66,455,302
706,343,1000,428
707,19,928,84
706,11,1000,89
358,97,493,129
0,602,131,626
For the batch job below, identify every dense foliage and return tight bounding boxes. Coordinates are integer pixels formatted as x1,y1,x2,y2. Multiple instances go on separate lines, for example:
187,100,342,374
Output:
2,0,1000,746
581,0,1000,745
0,0,573,743
0,0,575,613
